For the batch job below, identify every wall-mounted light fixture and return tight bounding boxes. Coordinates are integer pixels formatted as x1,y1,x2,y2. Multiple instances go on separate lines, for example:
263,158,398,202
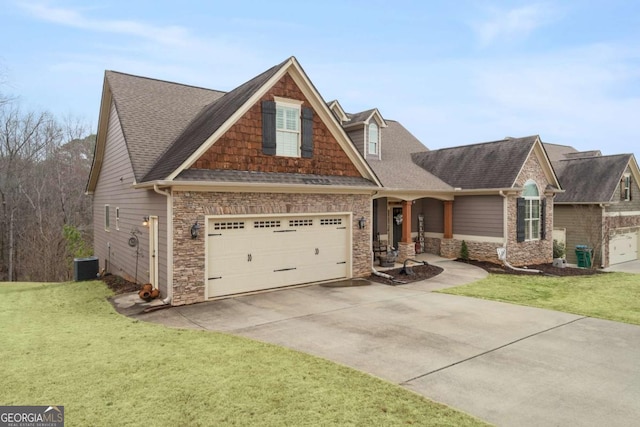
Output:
190,221,200,239
142,216,149,227
358,216,366,229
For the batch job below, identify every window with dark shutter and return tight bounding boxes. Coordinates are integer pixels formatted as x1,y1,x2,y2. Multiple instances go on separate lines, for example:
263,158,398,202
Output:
516,197,525,243
262,100,276,155
301,107,313,158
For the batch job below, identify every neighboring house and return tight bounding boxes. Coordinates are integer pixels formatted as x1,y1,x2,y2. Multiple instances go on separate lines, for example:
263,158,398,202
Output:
87,57,561,306
545,144,640,267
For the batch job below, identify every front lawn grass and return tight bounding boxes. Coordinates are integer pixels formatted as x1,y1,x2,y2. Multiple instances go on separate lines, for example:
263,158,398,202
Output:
439,272,640,325
0,281,487,426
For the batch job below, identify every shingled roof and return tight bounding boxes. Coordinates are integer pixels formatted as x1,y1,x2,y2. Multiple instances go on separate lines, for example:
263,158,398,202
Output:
105,71,225,182
142,60,287,182
553,154,632,203
366,121,453,191
411,136,540,189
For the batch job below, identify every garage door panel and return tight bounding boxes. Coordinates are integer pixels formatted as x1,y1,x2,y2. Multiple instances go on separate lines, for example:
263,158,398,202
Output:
610,230,639,265
207,214,350,298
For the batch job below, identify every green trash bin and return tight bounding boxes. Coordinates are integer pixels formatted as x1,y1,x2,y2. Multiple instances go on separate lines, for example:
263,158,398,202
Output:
575,245,592,268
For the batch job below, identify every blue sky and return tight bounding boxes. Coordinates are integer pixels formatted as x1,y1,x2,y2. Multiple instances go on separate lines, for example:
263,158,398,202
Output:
1,1,639,159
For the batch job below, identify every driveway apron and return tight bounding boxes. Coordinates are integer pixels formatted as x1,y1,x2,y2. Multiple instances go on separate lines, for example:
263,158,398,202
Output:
134,257,640,426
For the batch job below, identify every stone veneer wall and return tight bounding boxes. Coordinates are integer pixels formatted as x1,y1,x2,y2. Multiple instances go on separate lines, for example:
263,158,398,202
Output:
171,190,371,306
507,152,554,265
440,239,503,263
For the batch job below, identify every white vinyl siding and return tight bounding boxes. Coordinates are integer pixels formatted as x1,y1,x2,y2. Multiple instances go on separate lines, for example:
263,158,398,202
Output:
368,123,378,155
276,103,300,157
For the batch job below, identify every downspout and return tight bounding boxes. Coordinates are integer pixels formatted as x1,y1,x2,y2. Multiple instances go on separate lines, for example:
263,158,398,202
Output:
599,203,606,268
153,184,172,305
499,190,508,252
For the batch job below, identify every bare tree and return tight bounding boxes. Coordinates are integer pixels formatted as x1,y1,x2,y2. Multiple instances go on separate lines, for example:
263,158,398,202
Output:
572,205,605,268
0,97,93,281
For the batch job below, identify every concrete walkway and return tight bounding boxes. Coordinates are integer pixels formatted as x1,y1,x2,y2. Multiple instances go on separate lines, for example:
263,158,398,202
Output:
604,259,640,273
116,255,640,426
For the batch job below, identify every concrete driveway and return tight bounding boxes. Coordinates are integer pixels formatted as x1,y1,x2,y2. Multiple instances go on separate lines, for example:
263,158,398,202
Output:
129,257,640,426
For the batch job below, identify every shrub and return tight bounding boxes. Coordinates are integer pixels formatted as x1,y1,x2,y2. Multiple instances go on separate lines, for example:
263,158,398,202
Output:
460,240,469,261
553,239,566,259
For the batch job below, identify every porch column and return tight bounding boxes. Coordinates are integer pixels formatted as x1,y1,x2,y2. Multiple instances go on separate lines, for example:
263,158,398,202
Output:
398,200,415,262
443,200,453,239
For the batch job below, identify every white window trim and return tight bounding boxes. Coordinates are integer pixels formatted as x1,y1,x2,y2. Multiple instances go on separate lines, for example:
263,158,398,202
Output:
115,207,120,231
368,122,379,155
275,99,301,158
105,205,110,232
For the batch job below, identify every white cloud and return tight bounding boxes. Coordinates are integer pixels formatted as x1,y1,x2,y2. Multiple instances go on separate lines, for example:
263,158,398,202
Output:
21,2,193,47
473,3,555,47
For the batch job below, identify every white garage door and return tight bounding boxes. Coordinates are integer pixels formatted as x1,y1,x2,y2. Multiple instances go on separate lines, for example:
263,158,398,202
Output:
206,214,349,298
610,230,639,265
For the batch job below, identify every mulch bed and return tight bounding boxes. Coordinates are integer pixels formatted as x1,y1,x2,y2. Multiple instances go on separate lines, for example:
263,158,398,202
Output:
101,274,141,294
368,258,603,285
368,264,444,285
459,259,604,276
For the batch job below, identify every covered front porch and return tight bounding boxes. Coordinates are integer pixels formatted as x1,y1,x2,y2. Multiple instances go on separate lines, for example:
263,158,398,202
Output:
372,194,454,264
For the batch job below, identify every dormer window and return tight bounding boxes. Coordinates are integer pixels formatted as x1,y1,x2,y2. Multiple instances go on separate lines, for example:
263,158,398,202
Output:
621,174,632,201
368,122,379,155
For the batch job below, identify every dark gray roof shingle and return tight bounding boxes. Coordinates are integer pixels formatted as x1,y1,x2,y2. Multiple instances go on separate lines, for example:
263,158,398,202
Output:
553,154,631,203
411,136,539,189
142,59,287,182
106,71,225,182
345,109,376,124
366,121,453,190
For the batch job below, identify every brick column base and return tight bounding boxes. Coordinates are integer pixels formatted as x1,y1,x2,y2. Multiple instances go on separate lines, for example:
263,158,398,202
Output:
397,241,416,263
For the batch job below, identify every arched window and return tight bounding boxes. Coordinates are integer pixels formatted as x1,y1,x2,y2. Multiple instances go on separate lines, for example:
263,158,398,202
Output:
368,122,379,155
523,180,540,240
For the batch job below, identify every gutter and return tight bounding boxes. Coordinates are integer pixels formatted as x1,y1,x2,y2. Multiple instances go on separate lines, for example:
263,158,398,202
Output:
135,180,380,194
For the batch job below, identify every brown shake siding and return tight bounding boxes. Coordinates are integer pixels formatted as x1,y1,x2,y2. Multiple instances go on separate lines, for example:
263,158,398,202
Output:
192,72,361,177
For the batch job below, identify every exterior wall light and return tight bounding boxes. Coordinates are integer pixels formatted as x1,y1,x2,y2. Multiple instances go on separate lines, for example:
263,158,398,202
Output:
142,216,149,227
358,216,366,229
190,221,200,239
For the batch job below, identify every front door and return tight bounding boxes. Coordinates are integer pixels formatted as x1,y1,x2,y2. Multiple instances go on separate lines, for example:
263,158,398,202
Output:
392,207,402,250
